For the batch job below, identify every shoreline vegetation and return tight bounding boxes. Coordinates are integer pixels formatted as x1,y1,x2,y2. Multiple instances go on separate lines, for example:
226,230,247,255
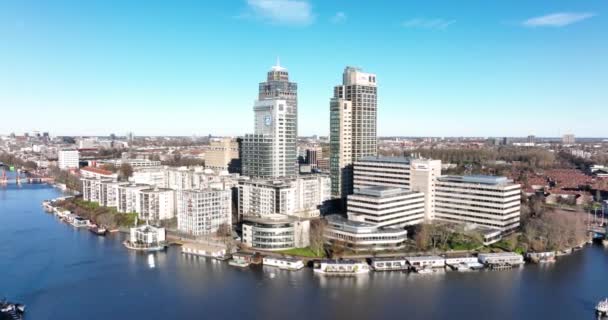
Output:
50,194,591,260
53,198,137,229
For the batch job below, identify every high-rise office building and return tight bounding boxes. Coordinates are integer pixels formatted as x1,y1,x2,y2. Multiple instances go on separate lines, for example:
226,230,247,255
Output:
242,60,298,179
330,66,377,198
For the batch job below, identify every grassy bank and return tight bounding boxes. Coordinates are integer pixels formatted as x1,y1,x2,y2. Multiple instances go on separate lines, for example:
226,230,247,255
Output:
55,198,137,228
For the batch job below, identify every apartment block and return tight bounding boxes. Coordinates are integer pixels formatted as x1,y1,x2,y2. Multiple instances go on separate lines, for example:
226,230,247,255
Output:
177,189,232,237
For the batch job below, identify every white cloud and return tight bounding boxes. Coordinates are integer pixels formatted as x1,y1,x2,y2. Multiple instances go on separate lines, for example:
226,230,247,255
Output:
522,12,595,27
242,0,314,26
402,18,455,30
330,12,347,24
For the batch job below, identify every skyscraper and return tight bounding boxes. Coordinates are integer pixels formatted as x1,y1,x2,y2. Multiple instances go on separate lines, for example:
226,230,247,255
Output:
330,66,377,198
242,60,298,179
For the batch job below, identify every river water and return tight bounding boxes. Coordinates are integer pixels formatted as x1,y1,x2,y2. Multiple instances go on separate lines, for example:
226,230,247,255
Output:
2,182,608,320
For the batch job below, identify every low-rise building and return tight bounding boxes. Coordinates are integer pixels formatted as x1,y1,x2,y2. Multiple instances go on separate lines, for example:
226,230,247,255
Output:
323,214,408,252
347,186,425,228
405,256,446,269
241,214,310,251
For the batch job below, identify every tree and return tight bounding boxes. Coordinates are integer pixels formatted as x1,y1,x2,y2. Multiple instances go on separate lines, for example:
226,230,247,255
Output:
216,222,232,238
309,218,326,256
119,163,133,180
414,224,430,251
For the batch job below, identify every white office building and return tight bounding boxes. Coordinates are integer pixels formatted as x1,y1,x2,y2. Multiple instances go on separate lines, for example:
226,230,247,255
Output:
58,149,79,170
435,175,521,233
177,189,232,237
353,156,442,220
139,187,175,221
347,186,426,228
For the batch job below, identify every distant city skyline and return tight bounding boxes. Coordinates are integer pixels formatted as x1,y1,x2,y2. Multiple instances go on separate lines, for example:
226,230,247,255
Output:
1,1,606,137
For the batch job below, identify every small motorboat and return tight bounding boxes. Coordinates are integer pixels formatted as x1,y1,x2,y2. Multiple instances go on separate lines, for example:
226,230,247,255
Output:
1,298,25,320
597,298,608,316
415,267,435,274
89,225,108,236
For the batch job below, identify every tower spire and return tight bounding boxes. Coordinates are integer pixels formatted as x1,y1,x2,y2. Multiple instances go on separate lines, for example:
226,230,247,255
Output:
276,56,280,68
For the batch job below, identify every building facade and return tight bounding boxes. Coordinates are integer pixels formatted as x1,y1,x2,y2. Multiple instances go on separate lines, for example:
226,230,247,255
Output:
347,187,426,228
323,215,408,252
205,138,240,173
353,156,442,220
330,66,377,198
434,175,521,233
241,214,310,250
58,149,79,170
177,189,232,237
238,175,330,219
242,61,297,179
138,187,175,221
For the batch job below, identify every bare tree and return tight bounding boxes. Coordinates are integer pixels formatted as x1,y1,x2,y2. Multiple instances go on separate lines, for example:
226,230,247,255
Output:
309,218,326,256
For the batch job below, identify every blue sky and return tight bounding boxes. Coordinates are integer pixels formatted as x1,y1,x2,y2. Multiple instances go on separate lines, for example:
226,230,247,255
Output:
0,0,606,137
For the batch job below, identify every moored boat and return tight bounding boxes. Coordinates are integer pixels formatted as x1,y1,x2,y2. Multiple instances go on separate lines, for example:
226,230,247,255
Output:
263,256,304,271
597,298,608,316
0,298,25,320
313,260,370,276
89,225,108,236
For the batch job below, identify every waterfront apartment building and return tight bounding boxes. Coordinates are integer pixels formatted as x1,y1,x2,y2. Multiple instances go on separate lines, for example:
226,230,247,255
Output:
177,189,232,237
117,183,149,214
205,138,240,173
138,187,175,221
58,149,79,170
353,156,442,220
434,175,521,233
241,214,310,250
347,187,426,228
330,66,377,198
238,175,330,219
323,214,408,252
82,177,102,203
242,61,297,179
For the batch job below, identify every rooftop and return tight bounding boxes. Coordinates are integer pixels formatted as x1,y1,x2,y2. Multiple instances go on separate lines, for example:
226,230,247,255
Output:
353,186,416,198
438,175,512,185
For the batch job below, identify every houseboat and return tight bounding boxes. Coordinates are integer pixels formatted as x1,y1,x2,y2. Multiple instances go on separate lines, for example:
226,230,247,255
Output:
444,256,483,271
313,260,370,276
370,257,408,271
262,256,304,271
478,252,524,267
70,217,90,228
229,252,256,268
181,242,230,260
405,256,445,271
89,225,107,236
526,251,556,264
123,225,167,252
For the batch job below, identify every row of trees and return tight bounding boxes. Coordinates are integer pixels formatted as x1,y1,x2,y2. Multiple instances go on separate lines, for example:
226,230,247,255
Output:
404,147,556,169
0,152,38,170
517,195,588,252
